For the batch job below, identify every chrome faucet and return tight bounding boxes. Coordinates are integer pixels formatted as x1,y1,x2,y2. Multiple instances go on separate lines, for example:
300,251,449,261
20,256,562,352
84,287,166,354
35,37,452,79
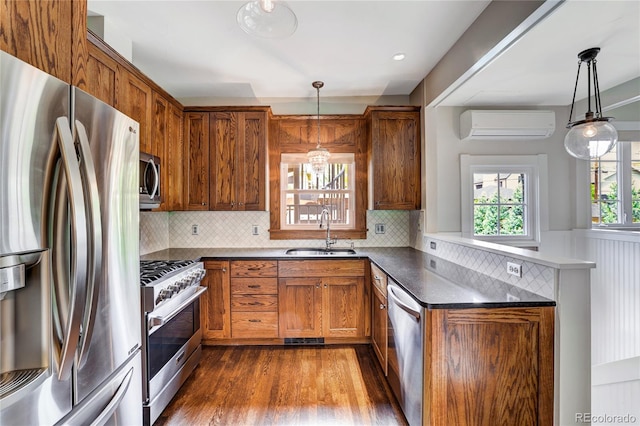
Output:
319,206,337,250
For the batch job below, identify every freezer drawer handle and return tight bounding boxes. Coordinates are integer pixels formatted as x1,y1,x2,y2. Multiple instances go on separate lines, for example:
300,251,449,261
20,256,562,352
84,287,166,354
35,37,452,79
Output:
89,367,134,426
388,285,421,322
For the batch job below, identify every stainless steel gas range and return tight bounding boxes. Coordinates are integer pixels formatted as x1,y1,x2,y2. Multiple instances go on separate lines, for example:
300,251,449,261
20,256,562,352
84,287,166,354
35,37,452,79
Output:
139,260,207,425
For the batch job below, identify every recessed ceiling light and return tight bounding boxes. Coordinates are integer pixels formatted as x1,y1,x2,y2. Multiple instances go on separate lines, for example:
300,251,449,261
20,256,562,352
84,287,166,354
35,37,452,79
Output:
392,53,406,61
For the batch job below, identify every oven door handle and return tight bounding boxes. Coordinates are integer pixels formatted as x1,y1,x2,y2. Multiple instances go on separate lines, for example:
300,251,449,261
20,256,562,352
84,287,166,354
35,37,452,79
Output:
148,286,207,334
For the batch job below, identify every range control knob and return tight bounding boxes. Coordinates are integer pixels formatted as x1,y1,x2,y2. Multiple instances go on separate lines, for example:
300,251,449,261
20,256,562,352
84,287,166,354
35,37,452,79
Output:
156,289,172,304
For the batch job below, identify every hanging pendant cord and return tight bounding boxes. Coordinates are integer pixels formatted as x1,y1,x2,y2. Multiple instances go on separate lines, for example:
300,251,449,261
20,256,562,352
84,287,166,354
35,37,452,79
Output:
567,59,582,127
316,85,321,149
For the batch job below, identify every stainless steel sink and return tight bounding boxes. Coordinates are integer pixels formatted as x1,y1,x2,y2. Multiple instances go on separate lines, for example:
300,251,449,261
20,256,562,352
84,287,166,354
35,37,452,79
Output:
285,248,357,256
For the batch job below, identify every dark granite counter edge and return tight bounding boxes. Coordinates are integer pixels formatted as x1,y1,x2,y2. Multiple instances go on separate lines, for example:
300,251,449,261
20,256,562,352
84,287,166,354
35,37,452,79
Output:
142,247,556,309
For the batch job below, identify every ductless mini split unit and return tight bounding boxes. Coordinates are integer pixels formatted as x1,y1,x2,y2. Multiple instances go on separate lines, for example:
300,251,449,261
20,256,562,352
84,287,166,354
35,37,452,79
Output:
460,110,555,141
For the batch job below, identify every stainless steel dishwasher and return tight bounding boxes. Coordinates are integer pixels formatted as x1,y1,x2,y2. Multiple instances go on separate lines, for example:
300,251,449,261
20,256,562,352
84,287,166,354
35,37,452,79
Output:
387,279,424,426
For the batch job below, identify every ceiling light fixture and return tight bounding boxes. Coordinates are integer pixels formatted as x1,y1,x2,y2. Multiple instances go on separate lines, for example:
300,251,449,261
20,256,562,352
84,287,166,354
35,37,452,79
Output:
236,0,297,39
307,81,330,175
564,47,618,160
392,53,406,61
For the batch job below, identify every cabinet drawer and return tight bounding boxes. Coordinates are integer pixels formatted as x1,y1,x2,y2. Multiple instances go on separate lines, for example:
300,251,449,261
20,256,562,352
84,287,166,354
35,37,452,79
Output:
370,263,387,296
231,294,278,312
231,312,278,338
231,260,277,277
231,278,278,294
278,260,365,278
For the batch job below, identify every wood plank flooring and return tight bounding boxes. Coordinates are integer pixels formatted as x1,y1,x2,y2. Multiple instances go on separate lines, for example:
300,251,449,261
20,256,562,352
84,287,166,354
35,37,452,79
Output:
155,345,408,426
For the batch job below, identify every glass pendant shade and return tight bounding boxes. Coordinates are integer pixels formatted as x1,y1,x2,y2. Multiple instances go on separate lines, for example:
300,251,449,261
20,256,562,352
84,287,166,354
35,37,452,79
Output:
307,147,330,175
564,119,618,160
564,47,617,160
237,0,297,39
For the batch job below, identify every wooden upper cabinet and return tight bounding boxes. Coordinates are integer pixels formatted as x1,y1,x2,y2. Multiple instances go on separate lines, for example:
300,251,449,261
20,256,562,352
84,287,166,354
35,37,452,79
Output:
166,103,185,211
152,93,168,210
184,112,210,210
366,107,421,210
1,0,73,83
85,40,118,107
116,68,152,153
210,110,267,211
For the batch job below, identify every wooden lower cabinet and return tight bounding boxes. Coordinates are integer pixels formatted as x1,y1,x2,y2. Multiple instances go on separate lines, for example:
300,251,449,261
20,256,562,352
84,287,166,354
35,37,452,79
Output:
278,260,366,339
230,260,279,339
201,260,230,341
371,284,388,375
425,306,554,426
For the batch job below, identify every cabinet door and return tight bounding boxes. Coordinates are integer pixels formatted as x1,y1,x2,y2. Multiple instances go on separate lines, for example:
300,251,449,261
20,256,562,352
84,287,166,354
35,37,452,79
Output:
0,0,73,83
86,42,118,107
371,284,388,375
322,277,364,338
278,277,322,338
201,261,231,340
238,111,266,210
152,93,168,211
116,68,152,153
166,103,184,210
210,112,238,210
184,112,210,210
371,110,420,210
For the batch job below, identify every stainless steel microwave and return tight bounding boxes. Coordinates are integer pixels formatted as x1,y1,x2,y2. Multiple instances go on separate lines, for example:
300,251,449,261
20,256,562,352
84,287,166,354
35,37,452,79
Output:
140,152,161,210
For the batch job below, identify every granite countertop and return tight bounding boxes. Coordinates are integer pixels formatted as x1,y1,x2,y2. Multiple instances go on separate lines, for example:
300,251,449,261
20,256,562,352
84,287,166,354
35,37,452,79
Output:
141,247,555,309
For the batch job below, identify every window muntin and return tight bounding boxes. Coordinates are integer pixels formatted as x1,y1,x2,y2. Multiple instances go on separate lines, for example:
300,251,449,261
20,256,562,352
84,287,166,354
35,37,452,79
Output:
280,153,355,230
473,172,527,236
590,141,640,226
460,154,546,247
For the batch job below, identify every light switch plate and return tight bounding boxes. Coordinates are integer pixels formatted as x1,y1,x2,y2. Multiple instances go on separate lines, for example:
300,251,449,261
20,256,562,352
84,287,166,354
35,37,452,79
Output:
252,225,259,235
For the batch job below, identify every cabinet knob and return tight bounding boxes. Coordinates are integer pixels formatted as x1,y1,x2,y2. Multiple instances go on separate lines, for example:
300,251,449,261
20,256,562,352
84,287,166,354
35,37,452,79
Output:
380,303,386,310
315,283,320,289
323,284,328,289
374,275,381,281
201,202,206,206
222,268,227,272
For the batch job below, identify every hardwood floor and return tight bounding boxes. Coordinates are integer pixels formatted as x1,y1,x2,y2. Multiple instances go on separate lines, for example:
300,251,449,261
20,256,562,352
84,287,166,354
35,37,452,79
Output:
155,345,408,426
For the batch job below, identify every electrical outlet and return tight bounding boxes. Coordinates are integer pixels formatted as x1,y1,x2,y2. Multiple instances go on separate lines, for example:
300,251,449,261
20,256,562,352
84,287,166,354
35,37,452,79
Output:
191,224,199,235
375,223,386,234
252,225,259,236
507,262,522,277
430,241,437,250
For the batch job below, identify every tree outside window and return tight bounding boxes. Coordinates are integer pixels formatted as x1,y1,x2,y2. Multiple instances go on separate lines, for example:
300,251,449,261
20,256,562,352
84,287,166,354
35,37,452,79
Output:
473,173,526,236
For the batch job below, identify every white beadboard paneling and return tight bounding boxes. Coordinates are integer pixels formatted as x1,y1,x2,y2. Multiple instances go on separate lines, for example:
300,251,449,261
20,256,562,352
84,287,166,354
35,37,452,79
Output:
573,229,640,425
574,230,640,366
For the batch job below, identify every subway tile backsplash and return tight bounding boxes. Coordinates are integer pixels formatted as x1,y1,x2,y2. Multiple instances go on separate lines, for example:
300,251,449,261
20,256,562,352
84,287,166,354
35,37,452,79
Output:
140,210,410,255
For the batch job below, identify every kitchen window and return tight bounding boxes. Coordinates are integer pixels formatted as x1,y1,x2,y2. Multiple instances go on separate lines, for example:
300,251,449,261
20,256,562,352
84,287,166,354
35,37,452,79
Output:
590,141,640,227
280,153,355,230
461,155,548,247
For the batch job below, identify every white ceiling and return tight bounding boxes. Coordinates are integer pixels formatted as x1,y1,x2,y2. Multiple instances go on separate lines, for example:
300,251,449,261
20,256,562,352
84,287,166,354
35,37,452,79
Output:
87,0,640,107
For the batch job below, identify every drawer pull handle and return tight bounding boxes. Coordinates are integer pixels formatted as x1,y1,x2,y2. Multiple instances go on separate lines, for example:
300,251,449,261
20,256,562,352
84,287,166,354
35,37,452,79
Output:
248,285,260,288
249,302,261,306
374,275,381,280
248,319,261,323
248,267,260,271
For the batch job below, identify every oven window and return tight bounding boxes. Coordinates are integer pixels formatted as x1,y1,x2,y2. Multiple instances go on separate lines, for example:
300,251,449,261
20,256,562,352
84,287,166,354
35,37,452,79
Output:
147,301,199,379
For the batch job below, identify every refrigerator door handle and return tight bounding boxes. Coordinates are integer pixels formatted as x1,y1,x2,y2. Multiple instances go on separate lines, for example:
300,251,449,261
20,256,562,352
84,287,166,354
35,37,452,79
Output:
74,120,103,367
53,116,89,381
89,367,134,426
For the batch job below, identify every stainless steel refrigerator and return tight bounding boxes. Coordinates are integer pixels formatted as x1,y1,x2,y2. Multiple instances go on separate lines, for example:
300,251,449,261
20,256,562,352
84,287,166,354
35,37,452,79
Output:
0,51,142,425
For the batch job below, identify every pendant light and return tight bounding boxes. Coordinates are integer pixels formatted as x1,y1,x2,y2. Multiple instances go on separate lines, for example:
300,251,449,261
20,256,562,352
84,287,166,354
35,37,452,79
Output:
307,81,330,175
237,0,297,39
564,47,618,160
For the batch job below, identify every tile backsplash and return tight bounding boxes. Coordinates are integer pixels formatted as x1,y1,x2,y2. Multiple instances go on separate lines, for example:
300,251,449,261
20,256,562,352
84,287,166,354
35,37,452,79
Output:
424,236,555,299
140,210,411,255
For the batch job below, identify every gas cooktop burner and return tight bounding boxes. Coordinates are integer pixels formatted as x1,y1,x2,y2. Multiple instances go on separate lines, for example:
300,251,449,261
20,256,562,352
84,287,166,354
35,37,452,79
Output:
140,260,196,285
